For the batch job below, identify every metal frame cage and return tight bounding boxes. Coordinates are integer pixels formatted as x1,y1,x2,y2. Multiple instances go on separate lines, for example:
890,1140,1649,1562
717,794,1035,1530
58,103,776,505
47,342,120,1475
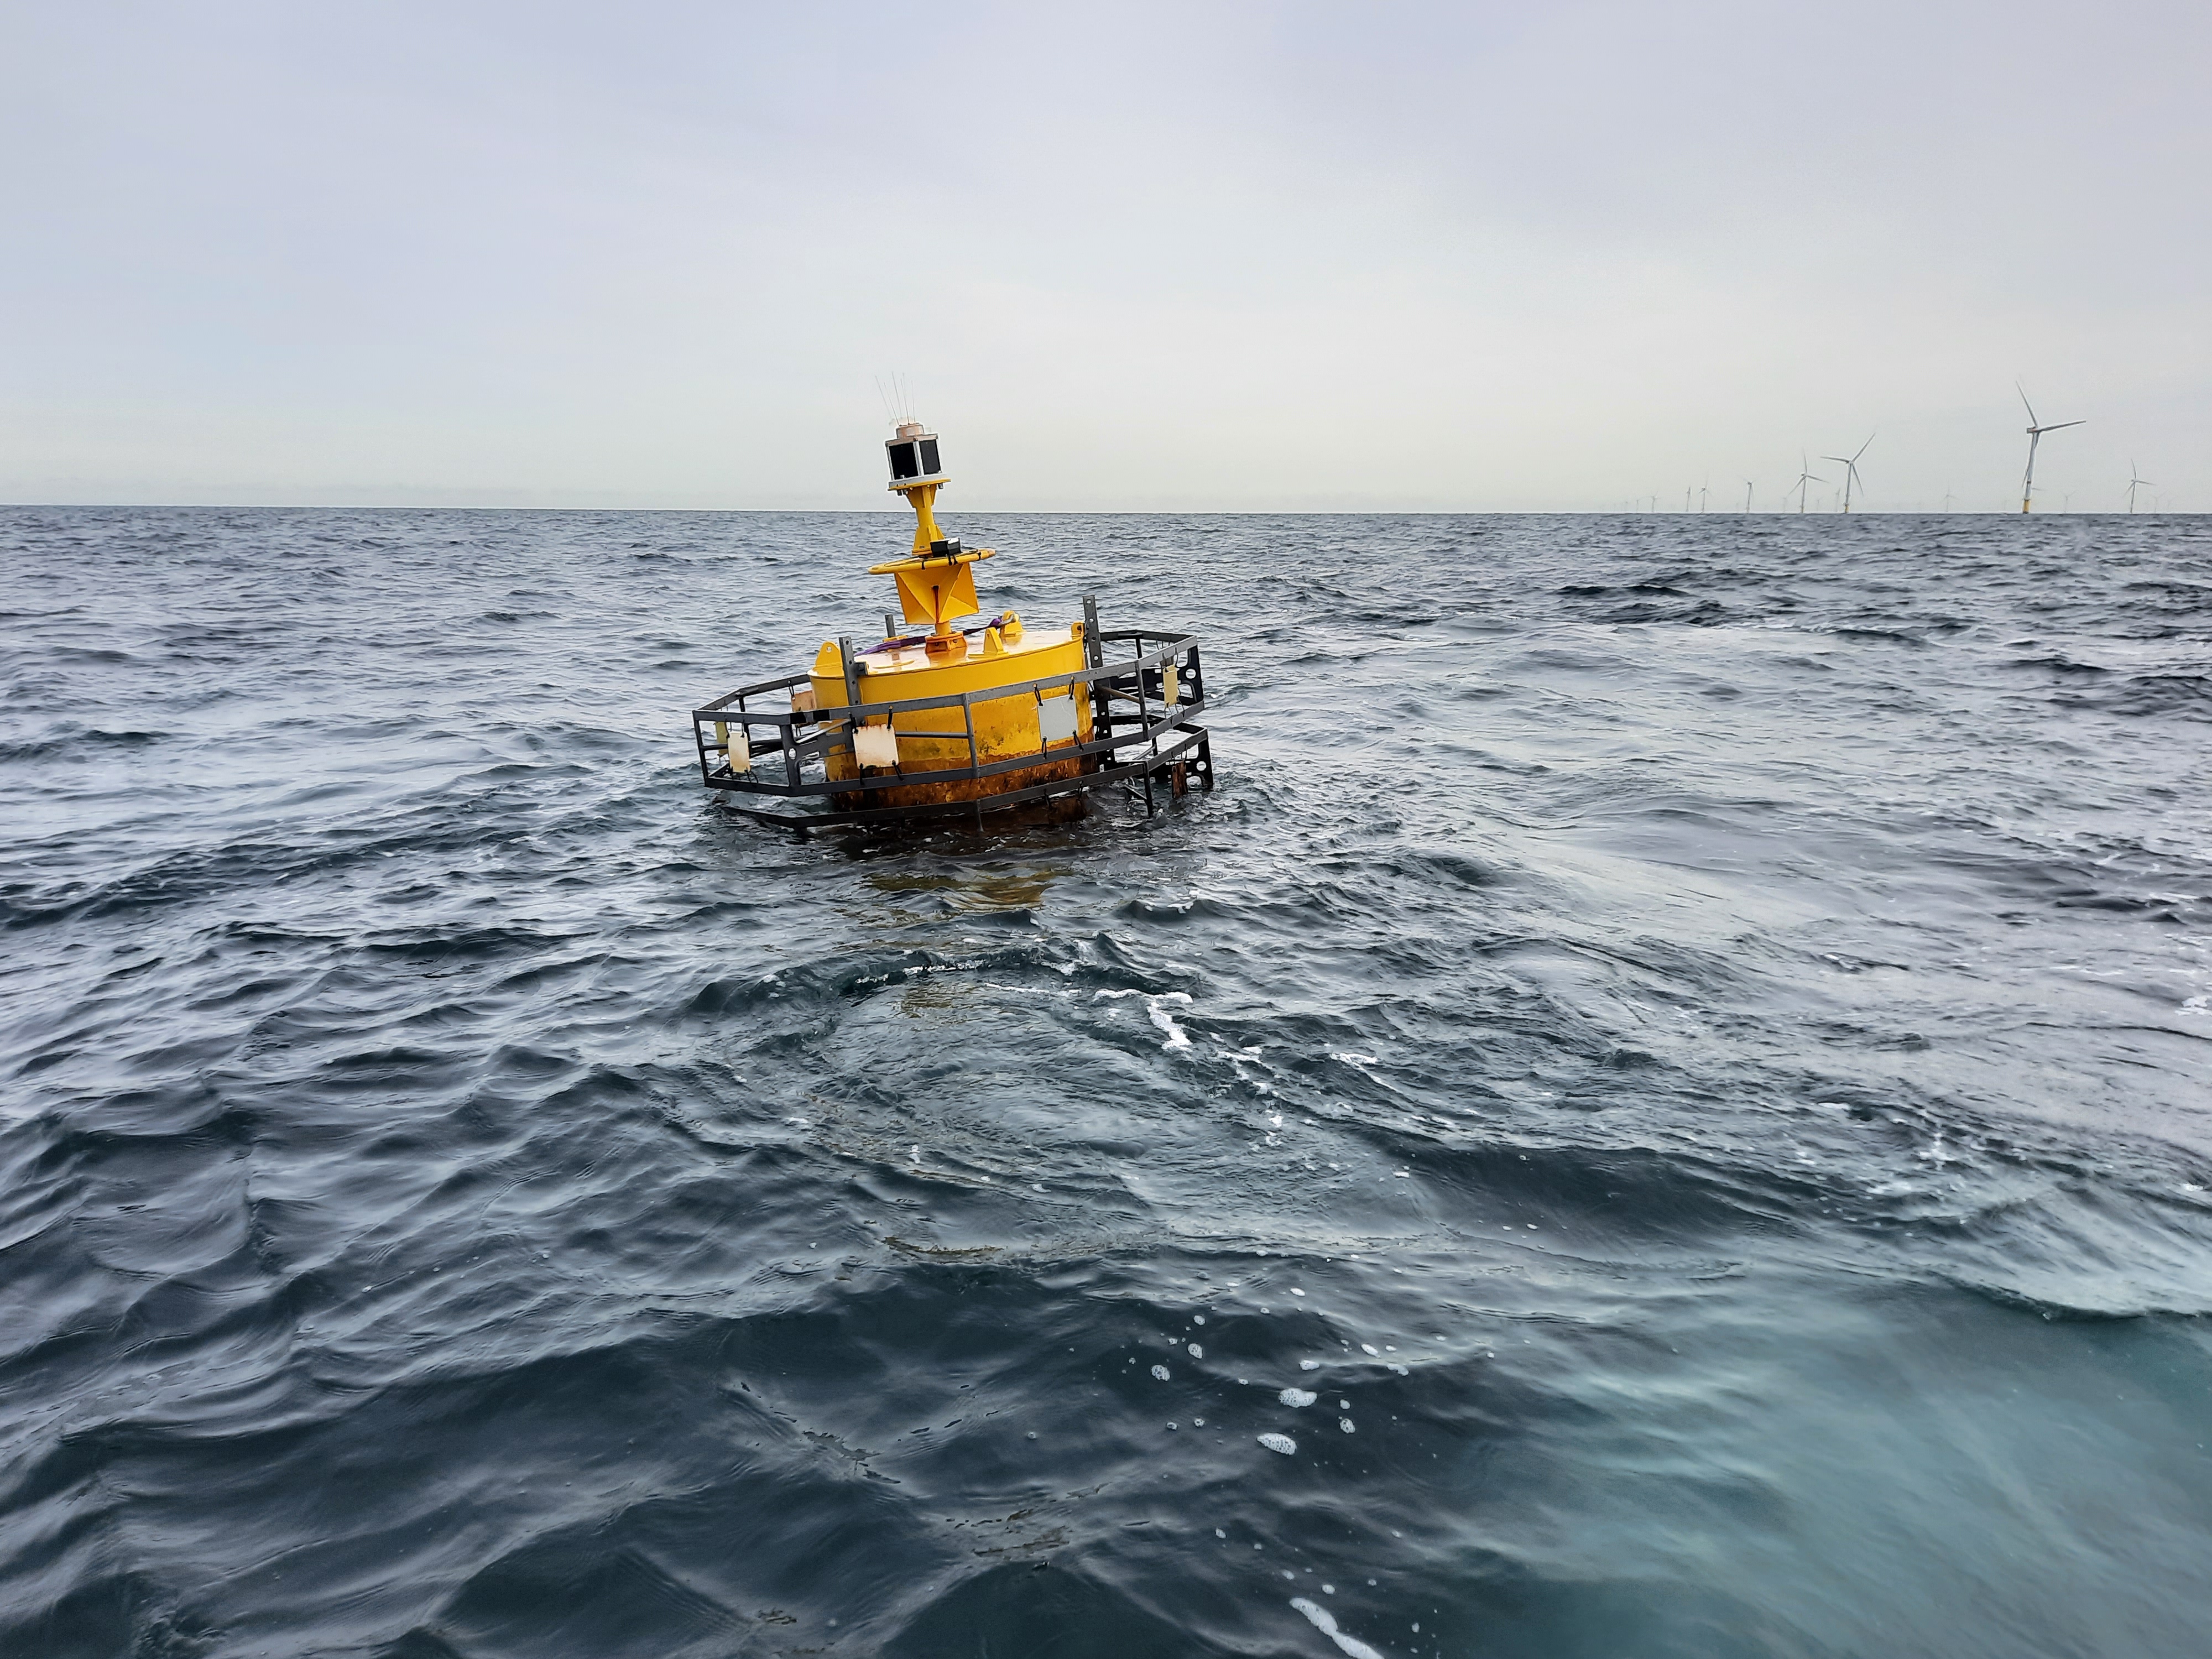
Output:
690,597,1213,830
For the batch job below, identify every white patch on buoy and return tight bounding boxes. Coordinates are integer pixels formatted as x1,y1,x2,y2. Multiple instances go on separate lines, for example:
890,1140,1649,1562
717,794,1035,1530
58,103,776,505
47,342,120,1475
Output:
1039,693,1079,743
853,723,899,768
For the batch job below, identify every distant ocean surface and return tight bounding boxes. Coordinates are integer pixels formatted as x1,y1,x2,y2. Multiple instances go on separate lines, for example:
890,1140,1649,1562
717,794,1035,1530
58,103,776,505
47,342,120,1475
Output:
6,506,2212,1659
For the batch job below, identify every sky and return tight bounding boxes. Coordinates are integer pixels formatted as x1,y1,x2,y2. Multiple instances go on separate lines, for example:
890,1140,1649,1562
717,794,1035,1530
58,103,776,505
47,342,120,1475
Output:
3,2,2206,512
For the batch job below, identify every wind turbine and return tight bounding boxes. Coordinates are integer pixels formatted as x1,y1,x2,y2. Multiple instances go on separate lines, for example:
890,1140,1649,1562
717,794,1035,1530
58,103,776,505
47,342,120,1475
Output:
2127,461,2152,513
1791,454,1825,513
1822,434,1874,513
1744,481,1755,513
2016,384,2083,513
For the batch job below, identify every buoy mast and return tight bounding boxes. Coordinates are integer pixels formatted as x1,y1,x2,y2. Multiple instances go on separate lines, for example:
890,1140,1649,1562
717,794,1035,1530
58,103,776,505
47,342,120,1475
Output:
873,421,995,661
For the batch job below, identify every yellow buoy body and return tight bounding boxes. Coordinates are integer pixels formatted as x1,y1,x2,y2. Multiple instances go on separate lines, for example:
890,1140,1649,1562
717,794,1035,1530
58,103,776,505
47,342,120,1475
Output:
811,624,1094,812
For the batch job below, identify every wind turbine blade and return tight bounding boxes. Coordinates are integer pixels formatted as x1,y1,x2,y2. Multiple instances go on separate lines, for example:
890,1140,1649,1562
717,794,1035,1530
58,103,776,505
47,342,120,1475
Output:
2044,420,2085,431
1854,433,1876,461
2017,382,2038,425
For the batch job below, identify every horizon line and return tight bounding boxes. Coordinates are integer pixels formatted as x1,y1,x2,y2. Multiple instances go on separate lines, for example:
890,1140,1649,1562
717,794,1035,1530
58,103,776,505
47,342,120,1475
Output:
0,502,2196,517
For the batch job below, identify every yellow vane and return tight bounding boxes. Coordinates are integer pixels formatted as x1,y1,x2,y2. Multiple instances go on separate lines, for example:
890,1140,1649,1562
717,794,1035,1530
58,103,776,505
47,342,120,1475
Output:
870,420,994,651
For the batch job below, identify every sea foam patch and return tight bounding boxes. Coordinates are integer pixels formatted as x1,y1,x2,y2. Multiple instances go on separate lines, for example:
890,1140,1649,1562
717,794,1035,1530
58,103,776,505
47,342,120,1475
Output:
1290,1597,1385,1659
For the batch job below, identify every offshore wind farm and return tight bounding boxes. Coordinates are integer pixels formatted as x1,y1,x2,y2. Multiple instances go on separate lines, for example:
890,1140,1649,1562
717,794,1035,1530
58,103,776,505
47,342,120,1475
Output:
1622,389,2175,514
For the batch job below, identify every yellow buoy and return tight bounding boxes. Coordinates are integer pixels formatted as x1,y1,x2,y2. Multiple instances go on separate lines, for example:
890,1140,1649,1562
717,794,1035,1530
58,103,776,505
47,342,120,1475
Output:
688,421,1214,829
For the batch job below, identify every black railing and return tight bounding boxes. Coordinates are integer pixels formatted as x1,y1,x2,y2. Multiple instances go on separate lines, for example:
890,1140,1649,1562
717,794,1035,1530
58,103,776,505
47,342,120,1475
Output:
689,611,1212,830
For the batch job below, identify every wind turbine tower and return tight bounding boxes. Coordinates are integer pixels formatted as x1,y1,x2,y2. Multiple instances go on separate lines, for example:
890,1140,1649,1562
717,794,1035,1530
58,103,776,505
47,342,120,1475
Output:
2016,384,2083,513
2127,462,2152,513
1823,435,1874,513
1791,455,1825,514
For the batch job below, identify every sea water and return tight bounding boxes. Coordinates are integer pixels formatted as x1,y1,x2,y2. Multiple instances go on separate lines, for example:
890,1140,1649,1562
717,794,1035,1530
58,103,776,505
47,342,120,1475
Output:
3,507,2209,1657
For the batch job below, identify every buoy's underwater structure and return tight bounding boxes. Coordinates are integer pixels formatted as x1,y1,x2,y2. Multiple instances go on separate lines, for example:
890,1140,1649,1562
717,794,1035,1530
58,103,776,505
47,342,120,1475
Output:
691,422,1213,829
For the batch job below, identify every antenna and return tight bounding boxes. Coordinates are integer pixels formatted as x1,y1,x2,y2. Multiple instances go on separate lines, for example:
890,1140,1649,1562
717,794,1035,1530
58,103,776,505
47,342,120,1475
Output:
1820,433,1875,513
2016,383,2084,513
2127,461,2153,514
1791,453,1825,514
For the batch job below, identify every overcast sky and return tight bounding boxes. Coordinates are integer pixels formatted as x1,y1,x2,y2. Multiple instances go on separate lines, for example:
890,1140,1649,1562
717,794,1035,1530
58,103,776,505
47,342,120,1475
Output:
4,2,2205,511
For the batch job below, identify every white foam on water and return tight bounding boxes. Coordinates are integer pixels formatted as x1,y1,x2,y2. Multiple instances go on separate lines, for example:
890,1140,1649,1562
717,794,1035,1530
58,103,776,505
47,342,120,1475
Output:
1331,1052,1380,1065
1291,1287,1306,1296
1092,987,1194,1051
1258,1432,1297,1455
1360,1343,1378,1355
1289,1597,1386,1659
1151,1364,1171,1381
1188,1342,1204,1358
1192,1313,1207,1324
1149,995,1194,1050
1279,1387,1317,1407
1387,1363,1408,1376
1300,1360,1321,1371
1339,1418,1355,1433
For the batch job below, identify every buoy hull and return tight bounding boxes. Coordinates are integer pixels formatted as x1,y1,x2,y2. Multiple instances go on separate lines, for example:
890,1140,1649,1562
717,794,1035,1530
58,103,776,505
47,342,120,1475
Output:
812,630,1094,814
